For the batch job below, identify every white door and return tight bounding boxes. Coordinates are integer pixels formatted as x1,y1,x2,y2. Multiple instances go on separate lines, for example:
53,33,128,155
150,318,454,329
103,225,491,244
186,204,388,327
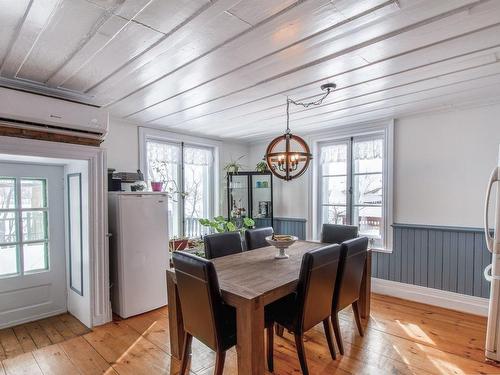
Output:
0,162,66,328
65,161,91,328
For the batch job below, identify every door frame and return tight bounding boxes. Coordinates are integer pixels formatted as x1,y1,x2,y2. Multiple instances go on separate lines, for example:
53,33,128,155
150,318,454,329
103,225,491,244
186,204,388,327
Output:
0,136,110,327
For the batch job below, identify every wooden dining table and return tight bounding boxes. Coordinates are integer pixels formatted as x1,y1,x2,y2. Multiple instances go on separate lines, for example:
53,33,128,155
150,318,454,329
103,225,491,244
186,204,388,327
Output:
166,240,372,375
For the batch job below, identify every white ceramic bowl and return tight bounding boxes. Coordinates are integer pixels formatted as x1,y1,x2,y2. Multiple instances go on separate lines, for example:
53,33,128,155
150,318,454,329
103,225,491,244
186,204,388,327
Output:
265,235,298,259
265,235,298,249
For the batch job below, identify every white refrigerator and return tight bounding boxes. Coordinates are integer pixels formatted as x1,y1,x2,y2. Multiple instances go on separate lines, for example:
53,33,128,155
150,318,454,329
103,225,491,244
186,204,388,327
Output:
108,192,169,318
485,146,500,361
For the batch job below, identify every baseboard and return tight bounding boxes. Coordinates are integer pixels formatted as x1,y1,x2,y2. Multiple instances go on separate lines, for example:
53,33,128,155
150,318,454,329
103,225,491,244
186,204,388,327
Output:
372,278,489,316
0,307,67,329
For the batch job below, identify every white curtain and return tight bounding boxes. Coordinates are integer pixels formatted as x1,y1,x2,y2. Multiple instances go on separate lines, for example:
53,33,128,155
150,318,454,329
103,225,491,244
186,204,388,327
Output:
320,144,347,164
147,141,180,164
320,139,383,164
354,139,383,160
146,141,180,181
184,146,213,166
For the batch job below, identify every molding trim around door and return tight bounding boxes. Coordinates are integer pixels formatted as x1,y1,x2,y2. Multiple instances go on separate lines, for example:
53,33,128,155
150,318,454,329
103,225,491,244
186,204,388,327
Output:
0,136,111,327
372,277,489,317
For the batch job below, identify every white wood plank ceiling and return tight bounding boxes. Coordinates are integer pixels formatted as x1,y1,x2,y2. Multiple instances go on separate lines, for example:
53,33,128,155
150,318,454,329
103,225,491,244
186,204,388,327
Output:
1,0,500,141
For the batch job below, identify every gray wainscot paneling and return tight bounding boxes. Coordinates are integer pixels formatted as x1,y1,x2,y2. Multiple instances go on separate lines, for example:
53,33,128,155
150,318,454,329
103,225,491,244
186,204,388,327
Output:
372,223,492,298
255,217,306,240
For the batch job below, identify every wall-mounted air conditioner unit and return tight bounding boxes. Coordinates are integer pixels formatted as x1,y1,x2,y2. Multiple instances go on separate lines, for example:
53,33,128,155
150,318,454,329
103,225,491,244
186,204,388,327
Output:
0,87,108,140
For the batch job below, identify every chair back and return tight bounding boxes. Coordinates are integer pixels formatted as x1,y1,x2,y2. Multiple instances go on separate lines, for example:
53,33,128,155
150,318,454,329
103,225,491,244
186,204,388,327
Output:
321,224,358,244
204,231,243,259
295,244,341,332
245,227,273,250
332,237,369,312
172,251,225,350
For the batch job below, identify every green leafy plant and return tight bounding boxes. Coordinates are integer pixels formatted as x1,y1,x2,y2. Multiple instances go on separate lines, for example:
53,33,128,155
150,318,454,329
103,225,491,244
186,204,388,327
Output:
255,161,268,172
199,216,255,234
223,155,246,174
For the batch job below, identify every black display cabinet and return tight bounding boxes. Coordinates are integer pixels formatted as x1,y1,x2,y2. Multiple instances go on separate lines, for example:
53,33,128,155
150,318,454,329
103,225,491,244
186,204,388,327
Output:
226,171,273,228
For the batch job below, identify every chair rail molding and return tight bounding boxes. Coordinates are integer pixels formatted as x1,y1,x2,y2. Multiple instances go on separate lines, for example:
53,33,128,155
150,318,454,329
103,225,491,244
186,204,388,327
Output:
0,135,111,327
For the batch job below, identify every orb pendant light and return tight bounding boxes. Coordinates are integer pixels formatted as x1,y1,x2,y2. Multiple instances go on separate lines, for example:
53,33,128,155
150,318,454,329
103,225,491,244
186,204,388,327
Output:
265,83,336,181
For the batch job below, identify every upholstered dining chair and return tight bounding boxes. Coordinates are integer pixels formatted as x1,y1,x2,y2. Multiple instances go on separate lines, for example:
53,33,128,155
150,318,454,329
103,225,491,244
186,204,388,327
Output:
265,244,341,375
331,237,369,355
321,223,358,244
172,251,237,375
204,231,243,259
244,226,274,250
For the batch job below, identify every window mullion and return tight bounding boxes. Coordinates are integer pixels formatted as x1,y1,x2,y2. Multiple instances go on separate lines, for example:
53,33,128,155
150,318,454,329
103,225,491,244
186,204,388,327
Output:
347,137,354,225
180,142,186,237
16,178,24,276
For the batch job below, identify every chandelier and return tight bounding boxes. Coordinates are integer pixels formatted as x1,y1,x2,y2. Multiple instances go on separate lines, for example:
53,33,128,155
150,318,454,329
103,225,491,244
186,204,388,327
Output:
265,83,336,181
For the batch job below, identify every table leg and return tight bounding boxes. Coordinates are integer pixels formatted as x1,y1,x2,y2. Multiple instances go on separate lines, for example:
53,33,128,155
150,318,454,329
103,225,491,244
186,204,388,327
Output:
235,298,265,375
359,250,372,319
166,271,185,359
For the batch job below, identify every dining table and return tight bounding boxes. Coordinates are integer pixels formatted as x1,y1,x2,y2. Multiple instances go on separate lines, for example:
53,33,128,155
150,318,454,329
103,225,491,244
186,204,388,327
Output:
166,240,372,375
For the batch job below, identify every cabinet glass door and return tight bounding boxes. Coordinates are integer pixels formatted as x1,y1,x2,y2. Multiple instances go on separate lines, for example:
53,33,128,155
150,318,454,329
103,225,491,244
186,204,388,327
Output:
229,175,249,220
251,174,272,219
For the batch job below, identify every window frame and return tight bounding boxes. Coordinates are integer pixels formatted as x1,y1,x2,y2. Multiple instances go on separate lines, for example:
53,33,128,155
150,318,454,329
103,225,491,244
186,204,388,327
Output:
312,120,394,252
0,177,50,277
139,127,220,238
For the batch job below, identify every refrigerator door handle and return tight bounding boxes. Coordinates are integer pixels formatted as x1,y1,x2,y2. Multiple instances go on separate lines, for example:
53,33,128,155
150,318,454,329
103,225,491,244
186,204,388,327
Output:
485,167,499,253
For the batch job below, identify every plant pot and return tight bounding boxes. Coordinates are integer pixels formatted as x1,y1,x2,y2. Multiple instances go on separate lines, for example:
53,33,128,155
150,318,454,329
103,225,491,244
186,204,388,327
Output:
151,181,163,192
169,238,189,251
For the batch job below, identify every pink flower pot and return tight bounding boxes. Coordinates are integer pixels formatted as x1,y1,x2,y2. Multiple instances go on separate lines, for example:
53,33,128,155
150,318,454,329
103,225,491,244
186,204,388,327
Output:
151,181,163,192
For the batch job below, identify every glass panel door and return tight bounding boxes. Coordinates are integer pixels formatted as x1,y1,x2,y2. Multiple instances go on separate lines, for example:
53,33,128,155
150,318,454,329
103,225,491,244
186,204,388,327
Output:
319,141,349,226
229,174,249,221
183,146,213,238
352,137,384,247
146,141,182,238
146,140,214,239
251,174,272,219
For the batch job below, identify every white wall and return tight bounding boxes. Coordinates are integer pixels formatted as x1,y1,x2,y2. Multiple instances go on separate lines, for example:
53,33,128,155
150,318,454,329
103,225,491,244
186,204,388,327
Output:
249,102,500,233
102,118,250,216
102,119,139,172
394,104,500,227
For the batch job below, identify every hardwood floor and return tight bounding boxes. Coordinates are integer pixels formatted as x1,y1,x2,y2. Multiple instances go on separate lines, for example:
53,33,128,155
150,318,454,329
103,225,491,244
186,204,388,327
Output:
0,314,90,361
0,294,498,374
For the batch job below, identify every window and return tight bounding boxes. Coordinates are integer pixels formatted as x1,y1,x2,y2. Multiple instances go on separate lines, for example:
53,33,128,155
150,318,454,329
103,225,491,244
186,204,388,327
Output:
0,178,49,277
318,134,389,249
146,140,214,238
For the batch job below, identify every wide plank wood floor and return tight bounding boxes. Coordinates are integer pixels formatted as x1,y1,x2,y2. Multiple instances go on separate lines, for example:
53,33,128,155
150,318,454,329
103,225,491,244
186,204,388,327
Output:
1,294,498,374
0,314,90,361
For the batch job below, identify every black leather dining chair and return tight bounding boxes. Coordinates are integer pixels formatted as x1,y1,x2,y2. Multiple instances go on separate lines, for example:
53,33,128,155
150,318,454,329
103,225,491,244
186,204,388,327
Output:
321,224,358,244
265,244,341,375
172,251,237,375
244,227,273,250
331,237,369,355
204,231,243,259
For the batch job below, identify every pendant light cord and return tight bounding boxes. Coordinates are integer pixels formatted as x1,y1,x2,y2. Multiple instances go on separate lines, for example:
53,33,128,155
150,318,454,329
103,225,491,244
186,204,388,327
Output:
285,87,333,134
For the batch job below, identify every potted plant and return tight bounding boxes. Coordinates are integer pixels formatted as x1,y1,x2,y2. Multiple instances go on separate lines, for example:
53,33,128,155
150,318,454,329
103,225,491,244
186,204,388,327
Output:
199,216,255,234
150,160,166,191
130,183,146,192
149,161,188,199
223,155,245,175
169,236,190,251
256,161,269,173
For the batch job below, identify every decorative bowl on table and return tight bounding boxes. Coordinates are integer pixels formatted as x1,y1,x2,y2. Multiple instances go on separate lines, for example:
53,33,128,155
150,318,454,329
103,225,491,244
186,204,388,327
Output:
265,234,298,259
